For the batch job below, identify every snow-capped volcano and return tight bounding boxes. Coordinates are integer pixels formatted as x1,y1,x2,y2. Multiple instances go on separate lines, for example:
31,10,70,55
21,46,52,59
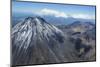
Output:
12,16,66,65
12,16,64,48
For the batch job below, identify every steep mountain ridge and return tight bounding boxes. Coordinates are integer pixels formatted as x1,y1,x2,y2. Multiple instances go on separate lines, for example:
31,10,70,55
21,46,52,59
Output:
12,16,76,65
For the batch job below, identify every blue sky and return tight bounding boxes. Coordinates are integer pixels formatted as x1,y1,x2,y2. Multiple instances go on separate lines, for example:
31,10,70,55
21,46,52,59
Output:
12,1,96,19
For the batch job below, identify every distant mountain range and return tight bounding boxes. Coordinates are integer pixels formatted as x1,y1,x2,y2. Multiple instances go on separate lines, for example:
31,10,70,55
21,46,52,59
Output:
42,15,95,25
12,13,95,26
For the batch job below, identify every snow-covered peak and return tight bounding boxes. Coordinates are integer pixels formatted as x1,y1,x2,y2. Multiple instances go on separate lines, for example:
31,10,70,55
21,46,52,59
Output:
12,16,65,49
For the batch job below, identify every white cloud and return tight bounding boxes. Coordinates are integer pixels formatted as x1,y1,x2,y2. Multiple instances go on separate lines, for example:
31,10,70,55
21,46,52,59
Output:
35,8,95,20
37,8,68,18
72,14,95,19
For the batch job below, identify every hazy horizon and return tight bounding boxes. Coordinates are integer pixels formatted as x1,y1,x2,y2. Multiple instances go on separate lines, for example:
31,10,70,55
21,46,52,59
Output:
12,1,96,25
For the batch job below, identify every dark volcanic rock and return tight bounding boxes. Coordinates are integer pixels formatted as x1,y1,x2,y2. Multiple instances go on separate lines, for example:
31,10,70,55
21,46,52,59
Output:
57,21,96,61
